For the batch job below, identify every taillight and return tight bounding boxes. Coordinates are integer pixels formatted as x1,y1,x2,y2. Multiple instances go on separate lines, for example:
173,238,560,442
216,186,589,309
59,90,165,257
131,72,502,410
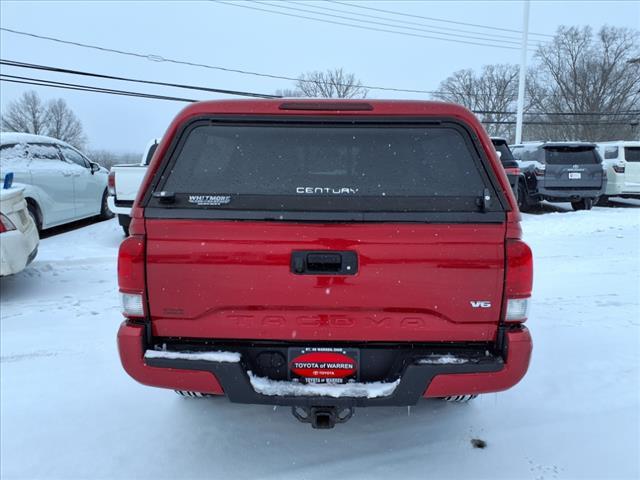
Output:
0,213,16,233
504,167,521,176
108,170,116,195
504,239,533,323
534,164,546,176
613,164,625,174
118,234,145,318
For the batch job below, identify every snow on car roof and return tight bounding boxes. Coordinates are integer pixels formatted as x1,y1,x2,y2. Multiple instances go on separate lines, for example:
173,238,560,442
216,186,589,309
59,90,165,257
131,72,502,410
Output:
543,141,597,148
0,132,70,147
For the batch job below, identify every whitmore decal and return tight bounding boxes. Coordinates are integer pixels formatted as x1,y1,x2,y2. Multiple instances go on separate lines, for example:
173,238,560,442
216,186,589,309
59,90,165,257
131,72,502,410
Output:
188,195,231,206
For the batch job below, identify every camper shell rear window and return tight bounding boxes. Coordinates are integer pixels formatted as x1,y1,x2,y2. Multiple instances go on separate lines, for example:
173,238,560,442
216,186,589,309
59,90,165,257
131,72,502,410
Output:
146,118,507,220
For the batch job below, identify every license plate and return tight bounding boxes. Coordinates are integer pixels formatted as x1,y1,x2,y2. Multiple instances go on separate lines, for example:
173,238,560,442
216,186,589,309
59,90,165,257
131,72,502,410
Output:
568,172,582,179
288,347,359,384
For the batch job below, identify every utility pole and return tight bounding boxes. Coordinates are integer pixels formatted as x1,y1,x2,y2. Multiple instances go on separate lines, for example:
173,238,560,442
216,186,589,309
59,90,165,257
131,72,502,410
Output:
515,0,530,144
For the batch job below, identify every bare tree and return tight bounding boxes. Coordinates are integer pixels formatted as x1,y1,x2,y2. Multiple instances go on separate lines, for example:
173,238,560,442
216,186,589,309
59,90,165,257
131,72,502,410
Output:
1,91,88,148
274,88,304,98
433,65,520,138
528,26,640,141
294,68,368,98
45,99,86,148
1,91,49,135
87,149,140,170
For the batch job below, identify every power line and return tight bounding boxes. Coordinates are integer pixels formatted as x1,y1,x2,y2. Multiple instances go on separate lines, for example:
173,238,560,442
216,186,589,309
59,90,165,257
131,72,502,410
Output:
298,0,535,44
0,26,440,95
215,1,532,51
0,59,280,98
3,59,638,118
2,73,636,126
476,109,640,116
248,0,543,48
483,120,635,125
0,28,568,99
0,75,199,102
329,0,554,39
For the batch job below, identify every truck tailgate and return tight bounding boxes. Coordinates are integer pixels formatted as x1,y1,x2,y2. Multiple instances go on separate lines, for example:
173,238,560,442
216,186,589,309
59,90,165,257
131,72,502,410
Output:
113,165,147,201
145,220,505,342
543,145,603,189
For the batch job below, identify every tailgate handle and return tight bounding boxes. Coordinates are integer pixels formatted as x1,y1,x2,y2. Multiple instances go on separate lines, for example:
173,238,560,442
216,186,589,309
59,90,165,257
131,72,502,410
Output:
291,251,357,275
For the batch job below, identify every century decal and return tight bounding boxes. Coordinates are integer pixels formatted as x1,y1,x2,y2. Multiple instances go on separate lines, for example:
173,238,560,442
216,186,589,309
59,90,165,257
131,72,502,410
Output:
296,187,359,195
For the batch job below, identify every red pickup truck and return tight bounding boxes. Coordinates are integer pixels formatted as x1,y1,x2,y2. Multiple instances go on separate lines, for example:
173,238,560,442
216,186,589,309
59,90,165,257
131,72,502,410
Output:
117,99,533,429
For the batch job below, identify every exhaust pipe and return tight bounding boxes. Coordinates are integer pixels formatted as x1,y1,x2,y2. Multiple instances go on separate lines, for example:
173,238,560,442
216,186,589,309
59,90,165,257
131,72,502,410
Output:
291,406,354,429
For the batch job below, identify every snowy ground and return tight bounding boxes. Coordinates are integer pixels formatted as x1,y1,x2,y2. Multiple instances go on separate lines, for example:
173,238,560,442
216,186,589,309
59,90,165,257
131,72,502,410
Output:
1,201,639,480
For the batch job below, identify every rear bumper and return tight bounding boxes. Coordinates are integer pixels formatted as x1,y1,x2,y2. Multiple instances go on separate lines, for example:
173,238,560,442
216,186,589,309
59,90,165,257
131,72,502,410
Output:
0,228,39,276
107,196,131,216
535,185,604,202
117,321,532,405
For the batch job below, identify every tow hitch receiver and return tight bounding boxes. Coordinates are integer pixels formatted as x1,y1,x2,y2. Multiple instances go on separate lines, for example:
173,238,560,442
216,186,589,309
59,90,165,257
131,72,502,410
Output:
292,406,354,429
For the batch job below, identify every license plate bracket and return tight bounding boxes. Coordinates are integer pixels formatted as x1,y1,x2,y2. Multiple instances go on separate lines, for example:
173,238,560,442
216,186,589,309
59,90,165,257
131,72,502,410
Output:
288,347,360,384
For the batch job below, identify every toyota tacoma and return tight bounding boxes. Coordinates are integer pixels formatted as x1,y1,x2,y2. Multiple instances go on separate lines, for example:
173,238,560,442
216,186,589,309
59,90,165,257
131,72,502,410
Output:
117,99,533,428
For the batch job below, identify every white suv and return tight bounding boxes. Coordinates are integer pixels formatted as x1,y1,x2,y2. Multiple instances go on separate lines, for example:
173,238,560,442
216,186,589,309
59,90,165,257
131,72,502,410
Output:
0,133,113,231
597,141,640,201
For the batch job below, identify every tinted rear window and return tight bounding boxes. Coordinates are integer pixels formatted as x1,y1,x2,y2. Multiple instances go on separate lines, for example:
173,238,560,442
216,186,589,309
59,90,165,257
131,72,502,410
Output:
492,140,517,168
157,123,496,213
625,147,640,162
544,146,600,165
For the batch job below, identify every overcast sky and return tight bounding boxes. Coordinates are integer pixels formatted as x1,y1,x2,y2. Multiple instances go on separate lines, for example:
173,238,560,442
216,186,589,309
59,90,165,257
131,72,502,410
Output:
1,0,639,153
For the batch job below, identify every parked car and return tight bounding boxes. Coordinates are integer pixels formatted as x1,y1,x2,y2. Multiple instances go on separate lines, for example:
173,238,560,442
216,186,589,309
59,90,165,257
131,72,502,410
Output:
596,141,640,203
491,137,520,200
1,181,39,276
0,133,113,231
511,141,606,211
108,138,159,235
117,99,533,429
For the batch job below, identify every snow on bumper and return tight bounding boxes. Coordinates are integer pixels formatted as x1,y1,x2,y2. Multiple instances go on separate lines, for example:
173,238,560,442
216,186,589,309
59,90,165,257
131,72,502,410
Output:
117,321,532,404
0,228,38,276
247,373,400,399
117,322,224,395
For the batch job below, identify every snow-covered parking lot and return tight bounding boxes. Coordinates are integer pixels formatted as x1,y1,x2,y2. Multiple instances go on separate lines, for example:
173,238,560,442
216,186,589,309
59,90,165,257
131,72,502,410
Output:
1,203,639,480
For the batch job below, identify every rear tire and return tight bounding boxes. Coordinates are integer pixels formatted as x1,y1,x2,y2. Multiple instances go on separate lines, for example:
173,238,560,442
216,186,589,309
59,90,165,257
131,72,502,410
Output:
442,395,478,403
118,214,131,236
571,198,594,211
596,195,610,206
517,182,535,212
26,201,42,232
99,189,115,220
